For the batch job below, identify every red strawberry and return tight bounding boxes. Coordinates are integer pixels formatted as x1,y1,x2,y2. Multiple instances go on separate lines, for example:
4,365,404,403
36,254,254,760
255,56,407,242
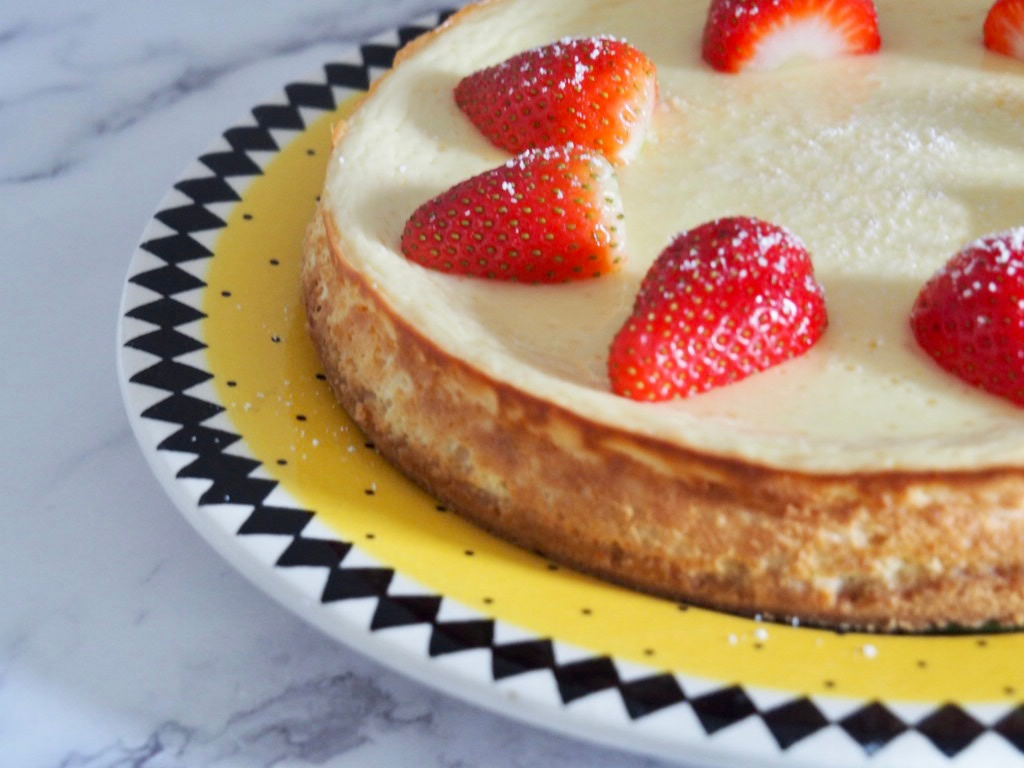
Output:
702,0,881,74
608,217,828,401
911,229,1024,406
401,144,626,283
985,0,1024,60
454,36,657,165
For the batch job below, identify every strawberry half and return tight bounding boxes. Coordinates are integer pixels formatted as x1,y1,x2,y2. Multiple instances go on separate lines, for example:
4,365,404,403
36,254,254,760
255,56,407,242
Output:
401,144,626,283
608,217,828,401
454,36,657,165
702,0,882,74
985,0,1024,60
911,229,1024,406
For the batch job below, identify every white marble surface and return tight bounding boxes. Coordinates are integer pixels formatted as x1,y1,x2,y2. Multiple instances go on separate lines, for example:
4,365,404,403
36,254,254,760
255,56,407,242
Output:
0,1,686,766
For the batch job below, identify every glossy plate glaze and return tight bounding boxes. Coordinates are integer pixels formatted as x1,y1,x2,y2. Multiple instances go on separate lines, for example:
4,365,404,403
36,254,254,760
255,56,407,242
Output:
117,11,1024,768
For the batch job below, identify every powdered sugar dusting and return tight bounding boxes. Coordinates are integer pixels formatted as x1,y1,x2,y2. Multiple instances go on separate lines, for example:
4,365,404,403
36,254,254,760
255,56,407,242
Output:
972,226,1024,261
497,36,625,95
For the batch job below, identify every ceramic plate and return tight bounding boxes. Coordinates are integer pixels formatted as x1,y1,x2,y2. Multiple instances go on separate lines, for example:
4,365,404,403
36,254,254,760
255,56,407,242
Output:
117,11,1024,767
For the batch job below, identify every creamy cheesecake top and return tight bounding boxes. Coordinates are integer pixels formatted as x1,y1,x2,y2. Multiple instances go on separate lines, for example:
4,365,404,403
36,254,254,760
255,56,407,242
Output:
324,0,1024,472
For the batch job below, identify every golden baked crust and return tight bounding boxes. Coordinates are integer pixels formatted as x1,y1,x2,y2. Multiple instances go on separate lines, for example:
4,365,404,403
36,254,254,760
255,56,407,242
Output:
301,2,1024,631
304,204,1024,632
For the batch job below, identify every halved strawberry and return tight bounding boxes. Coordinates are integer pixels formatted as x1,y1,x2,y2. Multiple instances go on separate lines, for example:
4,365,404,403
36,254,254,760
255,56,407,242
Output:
985,0,1024,60
911,229,1024,406
608,217,828,401
454,36,657,165
401,144,626,283
702,0,882,74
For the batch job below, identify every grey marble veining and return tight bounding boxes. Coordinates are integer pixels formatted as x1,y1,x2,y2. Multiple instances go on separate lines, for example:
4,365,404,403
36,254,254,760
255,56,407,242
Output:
0,1,686,766
0,1,450,185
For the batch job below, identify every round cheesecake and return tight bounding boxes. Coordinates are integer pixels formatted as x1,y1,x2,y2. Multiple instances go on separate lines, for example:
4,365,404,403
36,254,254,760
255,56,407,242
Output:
303,0,1024,630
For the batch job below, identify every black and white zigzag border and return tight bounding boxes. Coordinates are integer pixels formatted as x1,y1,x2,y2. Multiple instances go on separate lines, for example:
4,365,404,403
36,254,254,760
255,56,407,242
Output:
117,11,1024,767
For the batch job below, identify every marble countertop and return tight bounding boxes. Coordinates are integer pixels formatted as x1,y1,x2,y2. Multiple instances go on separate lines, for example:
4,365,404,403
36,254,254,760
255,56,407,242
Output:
0,1,690,766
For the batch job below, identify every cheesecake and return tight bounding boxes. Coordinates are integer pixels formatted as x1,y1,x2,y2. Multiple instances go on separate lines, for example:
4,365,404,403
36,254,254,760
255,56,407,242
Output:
302,0,1024,630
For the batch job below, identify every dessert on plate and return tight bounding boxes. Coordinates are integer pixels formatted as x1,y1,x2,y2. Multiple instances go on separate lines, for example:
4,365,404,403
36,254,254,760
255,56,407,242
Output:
302,0,1024,630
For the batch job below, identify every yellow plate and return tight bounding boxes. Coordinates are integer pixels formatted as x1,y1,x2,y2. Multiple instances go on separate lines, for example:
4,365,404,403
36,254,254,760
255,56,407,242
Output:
118,16,1024,766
